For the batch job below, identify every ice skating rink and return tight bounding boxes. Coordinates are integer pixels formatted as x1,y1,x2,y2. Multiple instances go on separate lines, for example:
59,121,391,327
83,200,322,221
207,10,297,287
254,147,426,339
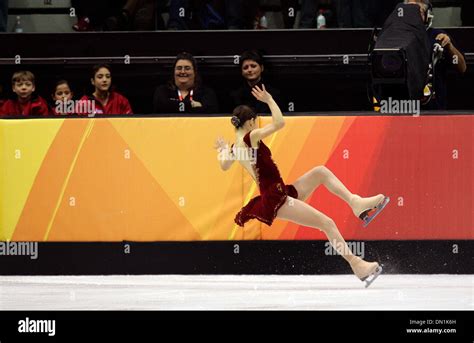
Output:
0,275,472,310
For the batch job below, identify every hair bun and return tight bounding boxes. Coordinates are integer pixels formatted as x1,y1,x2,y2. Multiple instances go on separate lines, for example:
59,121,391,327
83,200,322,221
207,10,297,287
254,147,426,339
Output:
231,116,241,128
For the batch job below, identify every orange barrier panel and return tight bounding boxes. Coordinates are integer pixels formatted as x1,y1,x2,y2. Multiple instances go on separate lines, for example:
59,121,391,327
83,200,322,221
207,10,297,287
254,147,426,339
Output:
1,115,472,241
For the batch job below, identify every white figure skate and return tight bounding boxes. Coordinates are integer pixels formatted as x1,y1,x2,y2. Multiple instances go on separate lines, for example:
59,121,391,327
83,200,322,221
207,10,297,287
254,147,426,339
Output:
351,194,390,227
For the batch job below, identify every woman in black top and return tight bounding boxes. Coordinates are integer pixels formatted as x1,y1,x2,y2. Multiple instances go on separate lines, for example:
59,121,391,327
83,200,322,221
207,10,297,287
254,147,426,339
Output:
230,50,280,114
153,52,219,114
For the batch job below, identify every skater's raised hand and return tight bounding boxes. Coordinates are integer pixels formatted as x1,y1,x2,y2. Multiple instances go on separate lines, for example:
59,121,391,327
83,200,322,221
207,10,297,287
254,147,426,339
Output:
248,84,284,145
214,137,228,151
252,84,272,104
215,136,235,171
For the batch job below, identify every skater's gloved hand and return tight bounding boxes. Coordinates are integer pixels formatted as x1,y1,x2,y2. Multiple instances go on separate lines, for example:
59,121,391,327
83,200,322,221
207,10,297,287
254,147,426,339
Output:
252,84,273,104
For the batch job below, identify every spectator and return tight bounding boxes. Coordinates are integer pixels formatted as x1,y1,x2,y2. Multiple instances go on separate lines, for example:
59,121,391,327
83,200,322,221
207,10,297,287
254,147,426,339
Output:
230,50,280,113
72,0,160,31
80,64,133,115
153,52,219,114
71,0,119,31
0,71,49,117
407,0,467,109
51,80,74,115
0,0,7,32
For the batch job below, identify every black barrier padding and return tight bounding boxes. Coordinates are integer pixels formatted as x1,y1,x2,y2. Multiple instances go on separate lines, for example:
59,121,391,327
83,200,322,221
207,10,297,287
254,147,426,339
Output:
1,241,472,275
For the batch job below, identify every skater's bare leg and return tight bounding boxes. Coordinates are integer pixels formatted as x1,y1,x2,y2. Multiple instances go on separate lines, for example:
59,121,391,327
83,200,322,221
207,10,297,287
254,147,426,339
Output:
277,197,357,263
293,166,385,219
277,197,380,280
293,166,355,204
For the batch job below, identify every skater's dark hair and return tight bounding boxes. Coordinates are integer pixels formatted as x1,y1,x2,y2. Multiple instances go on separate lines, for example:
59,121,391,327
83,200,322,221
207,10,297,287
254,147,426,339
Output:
231,105,257,129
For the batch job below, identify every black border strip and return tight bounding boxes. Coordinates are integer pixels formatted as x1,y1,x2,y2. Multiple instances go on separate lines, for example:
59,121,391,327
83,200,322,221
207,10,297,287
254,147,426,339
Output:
0,310,471,341
0,240,472,275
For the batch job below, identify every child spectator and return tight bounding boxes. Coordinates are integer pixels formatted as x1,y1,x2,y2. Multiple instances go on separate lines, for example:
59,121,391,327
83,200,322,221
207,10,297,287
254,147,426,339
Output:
51,80,74,115
80,64,133,116
0,71,49,117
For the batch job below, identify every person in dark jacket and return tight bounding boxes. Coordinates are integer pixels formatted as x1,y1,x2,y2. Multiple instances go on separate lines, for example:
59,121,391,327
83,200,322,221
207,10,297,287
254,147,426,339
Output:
230,50,280,114
153,52,219,114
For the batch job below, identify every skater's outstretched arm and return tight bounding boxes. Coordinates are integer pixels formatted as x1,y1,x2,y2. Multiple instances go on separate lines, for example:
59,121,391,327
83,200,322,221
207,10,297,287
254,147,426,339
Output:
249,85,285,147
215,137,235,171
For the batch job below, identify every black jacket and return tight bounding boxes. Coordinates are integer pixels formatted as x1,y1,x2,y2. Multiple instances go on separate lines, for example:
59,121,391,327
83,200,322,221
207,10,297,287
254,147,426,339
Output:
230,80,281,114
153,84,219,114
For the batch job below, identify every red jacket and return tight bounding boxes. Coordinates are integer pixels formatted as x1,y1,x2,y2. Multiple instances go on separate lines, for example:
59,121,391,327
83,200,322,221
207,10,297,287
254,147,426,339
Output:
79,92,133,116
0,96,49,117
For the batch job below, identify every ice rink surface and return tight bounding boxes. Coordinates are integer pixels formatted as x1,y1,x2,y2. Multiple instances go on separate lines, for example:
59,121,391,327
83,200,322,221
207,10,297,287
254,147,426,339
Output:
0,275,472,310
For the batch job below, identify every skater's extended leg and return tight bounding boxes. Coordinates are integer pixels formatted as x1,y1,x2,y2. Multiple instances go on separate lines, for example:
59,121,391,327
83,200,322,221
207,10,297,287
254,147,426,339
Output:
293,166,388,226
293,166,354,203
276,197,381,283
277,197,356,263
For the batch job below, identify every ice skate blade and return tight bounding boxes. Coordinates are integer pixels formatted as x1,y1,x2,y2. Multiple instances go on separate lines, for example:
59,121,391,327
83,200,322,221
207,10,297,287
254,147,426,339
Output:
360,196,390,228
361,265,383,288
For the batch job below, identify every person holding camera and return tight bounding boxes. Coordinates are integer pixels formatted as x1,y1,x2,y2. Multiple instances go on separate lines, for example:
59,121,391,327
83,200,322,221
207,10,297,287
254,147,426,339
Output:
406,0,466,109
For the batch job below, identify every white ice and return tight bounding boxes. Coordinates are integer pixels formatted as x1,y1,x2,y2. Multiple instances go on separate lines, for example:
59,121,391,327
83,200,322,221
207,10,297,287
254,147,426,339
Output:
0,275,472,310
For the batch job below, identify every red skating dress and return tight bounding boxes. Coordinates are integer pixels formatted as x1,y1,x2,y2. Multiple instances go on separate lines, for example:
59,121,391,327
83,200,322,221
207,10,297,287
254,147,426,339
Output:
234,131,299,227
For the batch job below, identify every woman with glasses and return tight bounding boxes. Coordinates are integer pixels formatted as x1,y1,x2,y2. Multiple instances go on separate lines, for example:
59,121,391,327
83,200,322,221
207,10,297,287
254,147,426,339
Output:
153,52,219,114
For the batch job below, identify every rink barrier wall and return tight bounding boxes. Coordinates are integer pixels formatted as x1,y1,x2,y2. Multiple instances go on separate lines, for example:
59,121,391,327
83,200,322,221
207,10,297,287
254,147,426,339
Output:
0,115,472,242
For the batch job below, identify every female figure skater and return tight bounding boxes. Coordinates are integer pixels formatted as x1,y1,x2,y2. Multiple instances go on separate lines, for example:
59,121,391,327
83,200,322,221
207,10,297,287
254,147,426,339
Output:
215,85,389,287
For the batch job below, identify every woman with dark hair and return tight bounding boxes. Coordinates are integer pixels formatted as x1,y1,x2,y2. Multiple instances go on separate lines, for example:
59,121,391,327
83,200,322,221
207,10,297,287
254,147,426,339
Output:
230,50,280,114
153,52,219,114
80,64,133,115
215,85,389,287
